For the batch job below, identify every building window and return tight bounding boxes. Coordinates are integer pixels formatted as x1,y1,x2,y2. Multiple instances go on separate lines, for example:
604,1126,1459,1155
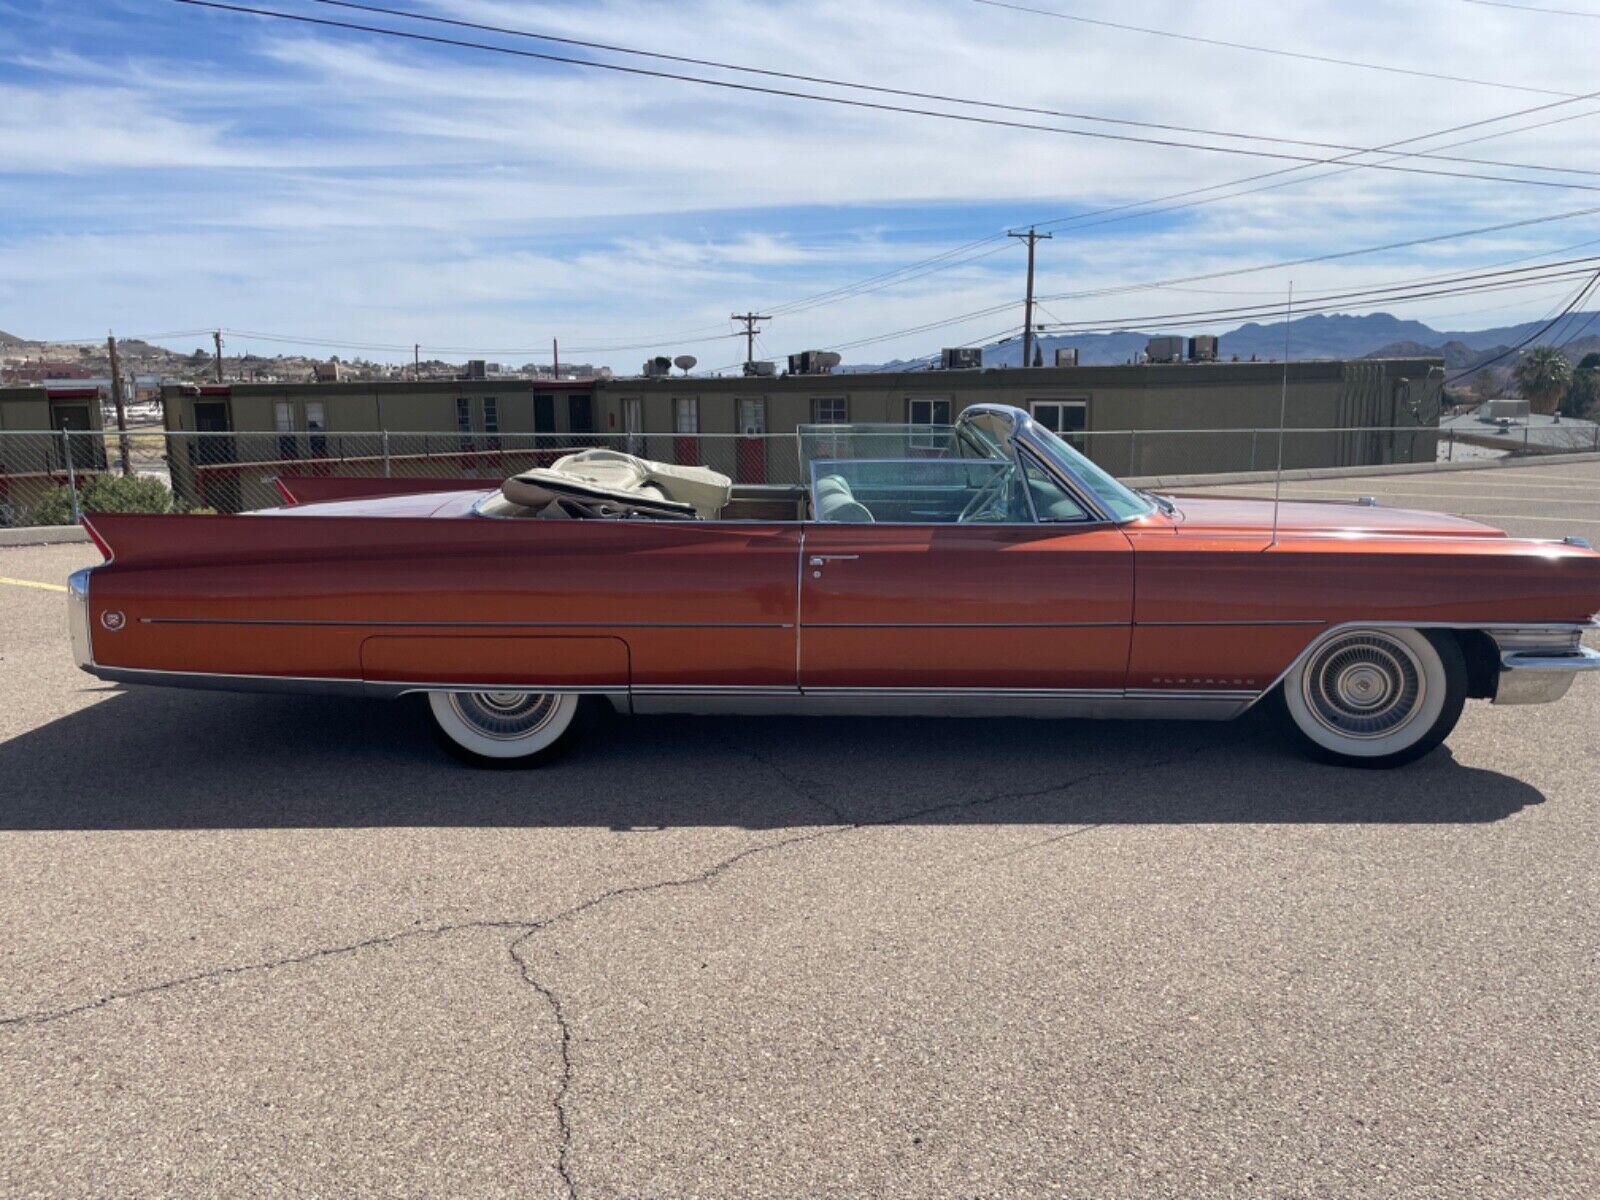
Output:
482,396,499,433
738,398,766,436
1030,399,1087,448
675,397,699,434
455,397,472,433
812,397,848,425
906,397,951,449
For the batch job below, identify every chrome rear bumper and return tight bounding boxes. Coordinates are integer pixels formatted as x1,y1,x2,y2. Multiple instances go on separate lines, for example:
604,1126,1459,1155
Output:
1490,627,1600,705
67,567,94,669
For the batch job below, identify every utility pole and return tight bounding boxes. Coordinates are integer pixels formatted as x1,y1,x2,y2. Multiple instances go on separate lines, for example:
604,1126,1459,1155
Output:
1007,227,1052,369
414,343,420,381
552,337,559,380
731,312,771,374
106,332,131,475
213,329,224,382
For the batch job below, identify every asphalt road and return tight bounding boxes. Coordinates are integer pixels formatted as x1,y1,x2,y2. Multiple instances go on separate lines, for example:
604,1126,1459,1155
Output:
2,458,1598,1199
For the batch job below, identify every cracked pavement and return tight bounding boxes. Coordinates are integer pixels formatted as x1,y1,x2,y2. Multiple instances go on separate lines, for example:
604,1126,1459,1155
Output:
3,532,1599,1198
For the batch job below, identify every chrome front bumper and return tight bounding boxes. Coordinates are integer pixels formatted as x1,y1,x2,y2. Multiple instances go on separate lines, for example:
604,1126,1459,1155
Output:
1490,626,1600,705
67,567,94,669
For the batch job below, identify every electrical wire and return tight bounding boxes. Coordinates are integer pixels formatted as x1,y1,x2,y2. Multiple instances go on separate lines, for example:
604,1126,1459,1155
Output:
300,0,1600,177
166,1,1600,194
1458,0,1600,16
1444,269,1600,380
973,0,1584,97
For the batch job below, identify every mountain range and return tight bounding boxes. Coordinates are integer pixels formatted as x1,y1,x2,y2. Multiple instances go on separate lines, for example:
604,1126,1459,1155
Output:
850,311,1600,373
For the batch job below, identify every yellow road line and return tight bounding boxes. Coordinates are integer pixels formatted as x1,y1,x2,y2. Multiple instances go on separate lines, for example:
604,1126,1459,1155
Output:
0,576,67,593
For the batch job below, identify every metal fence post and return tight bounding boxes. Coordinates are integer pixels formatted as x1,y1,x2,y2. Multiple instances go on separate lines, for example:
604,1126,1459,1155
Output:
61,429,80,522
1127,429,1138,475
382,430,392,478
1250,428,1258,471
1447,427,1455,462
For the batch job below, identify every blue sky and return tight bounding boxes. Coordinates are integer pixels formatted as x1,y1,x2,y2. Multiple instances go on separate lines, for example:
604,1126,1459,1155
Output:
3,0,1599,370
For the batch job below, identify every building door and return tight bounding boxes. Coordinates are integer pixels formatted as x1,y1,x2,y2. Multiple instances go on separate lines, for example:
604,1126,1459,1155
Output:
674,397,699,467
533,394,556,448
50,404,99,473
568,393,594,440
737,397,766,483
191,400,238,512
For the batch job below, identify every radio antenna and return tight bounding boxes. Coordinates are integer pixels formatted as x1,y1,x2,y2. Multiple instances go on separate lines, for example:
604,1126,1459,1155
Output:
1269,280,1293,549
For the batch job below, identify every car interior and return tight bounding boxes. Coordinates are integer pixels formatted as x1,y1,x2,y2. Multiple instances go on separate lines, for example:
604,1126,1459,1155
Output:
480,417,1091,524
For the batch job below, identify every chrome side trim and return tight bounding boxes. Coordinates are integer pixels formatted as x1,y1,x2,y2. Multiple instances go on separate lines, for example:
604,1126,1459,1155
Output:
633,687,1251,720
1246,619,1600,711
67,568,94,669
80,664,629,704
139,618,794,630
85,666,1250,719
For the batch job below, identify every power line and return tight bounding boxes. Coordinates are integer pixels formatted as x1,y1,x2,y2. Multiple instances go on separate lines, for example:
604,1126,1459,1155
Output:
817,203,1600,357
1457,0,1600,16
1034,203,1600,305
167,1,1600,195
972,0,1584,97
761,93,1600,324
1445,269,1600,381
1033,260,1600,333
298,0,1600,178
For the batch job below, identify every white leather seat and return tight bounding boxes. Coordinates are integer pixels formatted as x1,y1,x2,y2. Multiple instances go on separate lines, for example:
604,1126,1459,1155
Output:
813,473,874,523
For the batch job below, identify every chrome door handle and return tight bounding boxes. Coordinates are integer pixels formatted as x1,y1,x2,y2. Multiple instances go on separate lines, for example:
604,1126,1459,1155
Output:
809,554,860,566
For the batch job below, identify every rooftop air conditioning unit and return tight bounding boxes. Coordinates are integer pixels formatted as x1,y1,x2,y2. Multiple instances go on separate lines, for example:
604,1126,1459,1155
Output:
743,360,777,377
1145,336,1184,364
787,350,842,375
642,356,673,378
940,347,983,370
1054,347,1079,367
1187,335,1219,363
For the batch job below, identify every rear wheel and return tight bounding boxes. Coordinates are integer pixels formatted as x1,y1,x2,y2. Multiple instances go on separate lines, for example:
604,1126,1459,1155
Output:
426,690,586,767
1275,628,1466,768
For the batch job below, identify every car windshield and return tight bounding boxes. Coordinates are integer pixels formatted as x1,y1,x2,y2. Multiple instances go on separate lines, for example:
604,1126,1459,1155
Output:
1023,420,1154,521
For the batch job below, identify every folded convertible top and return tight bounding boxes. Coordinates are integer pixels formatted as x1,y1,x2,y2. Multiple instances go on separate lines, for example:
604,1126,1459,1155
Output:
504,449,732,519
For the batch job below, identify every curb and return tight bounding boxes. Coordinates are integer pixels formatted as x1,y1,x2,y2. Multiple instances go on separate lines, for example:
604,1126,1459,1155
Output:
1126,450,1600,490
0,526,89,548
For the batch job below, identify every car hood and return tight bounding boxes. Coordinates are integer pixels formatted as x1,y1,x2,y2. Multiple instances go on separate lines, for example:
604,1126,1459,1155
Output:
1165,494,1508,538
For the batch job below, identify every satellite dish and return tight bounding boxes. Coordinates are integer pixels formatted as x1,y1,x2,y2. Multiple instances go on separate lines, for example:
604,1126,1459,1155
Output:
673,355,698,375
817,351,841,370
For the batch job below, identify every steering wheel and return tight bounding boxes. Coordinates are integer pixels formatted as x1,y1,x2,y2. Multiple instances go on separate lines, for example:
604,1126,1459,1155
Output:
957,467,1014,523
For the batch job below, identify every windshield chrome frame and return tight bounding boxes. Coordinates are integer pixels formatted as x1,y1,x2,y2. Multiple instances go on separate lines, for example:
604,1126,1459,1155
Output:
954,403,1149,524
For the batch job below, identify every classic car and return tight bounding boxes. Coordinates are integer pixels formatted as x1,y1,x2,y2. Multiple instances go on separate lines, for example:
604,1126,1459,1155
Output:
66,405,1600,768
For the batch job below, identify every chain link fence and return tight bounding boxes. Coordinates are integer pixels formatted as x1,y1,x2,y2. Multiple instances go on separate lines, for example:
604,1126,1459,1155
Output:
2,423,1595,527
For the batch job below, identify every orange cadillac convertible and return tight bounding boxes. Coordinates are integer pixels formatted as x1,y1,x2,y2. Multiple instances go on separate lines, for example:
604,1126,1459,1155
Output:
67,405,1600,768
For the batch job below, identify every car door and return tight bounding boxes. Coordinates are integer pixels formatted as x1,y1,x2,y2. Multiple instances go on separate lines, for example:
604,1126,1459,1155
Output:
799,516,1134,693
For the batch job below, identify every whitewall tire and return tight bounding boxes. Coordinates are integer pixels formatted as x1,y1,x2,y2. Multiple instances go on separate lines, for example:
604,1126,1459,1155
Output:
426,690,585,767
1277,628,1467,768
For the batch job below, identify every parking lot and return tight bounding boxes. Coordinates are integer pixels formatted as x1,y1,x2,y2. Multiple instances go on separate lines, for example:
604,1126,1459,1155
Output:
2,457,1597,1199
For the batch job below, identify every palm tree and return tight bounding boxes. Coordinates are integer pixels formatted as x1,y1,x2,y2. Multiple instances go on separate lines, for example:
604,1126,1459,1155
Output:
1512,346,1573,416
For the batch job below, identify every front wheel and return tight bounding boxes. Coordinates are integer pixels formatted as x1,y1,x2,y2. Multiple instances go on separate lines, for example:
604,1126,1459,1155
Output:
426,690,587,767
1274,628,1467,768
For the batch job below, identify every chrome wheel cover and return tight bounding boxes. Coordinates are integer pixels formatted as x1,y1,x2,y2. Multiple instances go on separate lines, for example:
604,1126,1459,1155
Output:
1300,632,1426,740
446,691,563,742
